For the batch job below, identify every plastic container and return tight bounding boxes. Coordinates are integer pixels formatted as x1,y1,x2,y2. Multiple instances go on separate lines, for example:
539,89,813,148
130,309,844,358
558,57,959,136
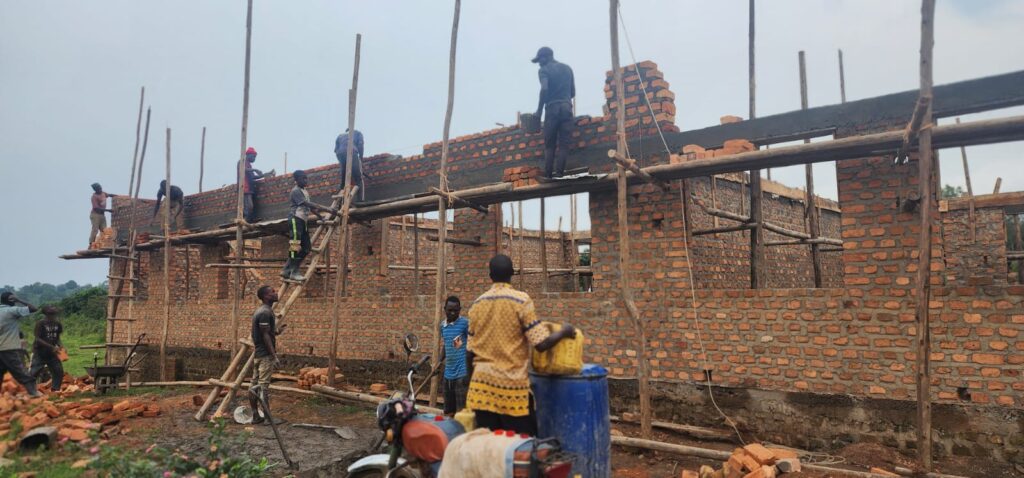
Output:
454,408,476,432
531,322,584,375
530,363,611,478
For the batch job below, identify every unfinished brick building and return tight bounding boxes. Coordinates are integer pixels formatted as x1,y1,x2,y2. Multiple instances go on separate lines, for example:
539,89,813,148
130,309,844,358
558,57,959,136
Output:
67,61,1024,464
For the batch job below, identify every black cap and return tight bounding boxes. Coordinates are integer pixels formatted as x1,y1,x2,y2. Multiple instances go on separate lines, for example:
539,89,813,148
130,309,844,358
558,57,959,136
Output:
531,46,553,63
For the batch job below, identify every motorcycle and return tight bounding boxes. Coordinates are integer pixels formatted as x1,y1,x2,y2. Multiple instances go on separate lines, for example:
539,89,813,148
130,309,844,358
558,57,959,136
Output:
347,336,573,478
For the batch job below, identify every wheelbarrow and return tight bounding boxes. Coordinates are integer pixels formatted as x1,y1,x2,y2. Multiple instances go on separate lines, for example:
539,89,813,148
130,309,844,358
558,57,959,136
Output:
86,333,146,394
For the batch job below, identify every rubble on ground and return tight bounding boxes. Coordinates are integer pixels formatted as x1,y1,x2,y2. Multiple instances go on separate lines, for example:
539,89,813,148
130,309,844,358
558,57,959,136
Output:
0,374,163,459
296,367,343,389
676,443,802,478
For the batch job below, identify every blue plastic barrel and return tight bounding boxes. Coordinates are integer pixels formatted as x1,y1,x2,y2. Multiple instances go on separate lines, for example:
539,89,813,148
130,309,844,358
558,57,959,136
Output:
530,363,611,478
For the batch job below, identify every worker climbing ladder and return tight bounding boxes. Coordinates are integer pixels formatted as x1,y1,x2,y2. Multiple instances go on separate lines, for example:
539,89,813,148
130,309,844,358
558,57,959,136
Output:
195,187,356,421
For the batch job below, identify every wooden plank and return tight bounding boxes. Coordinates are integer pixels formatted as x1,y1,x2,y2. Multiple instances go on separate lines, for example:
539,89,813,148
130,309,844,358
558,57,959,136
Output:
945,191,1024,212
426,234,482,247
610,0,651,439
914,0,936,469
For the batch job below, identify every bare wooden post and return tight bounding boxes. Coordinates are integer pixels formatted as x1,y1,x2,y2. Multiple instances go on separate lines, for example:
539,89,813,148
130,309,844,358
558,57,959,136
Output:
610,0,652,438
799,51,824,287
541,198,549,293
914,0,937,469
379,219,389,276
838,49,847,104
327,34,362,388
518,202,525,288
428,0,462,407
955,117,976,242
199,127,206,193
570,194,579,289
230,0,254,357
414,213,420,296
283,152,288,175
493,204,503,255
748,0,765,288
160,128,173,381
993,177,1002,194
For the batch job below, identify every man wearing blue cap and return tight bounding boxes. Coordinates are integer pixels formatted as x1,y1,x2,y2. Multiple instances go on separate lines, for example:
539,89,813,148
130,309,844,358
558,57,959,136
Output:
532,46,576,179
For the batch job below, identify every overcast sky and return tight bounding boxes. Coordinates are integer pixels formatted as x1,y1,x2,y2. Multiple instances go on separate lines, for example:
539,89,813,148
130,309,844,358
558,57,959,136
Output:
1,0,1022,287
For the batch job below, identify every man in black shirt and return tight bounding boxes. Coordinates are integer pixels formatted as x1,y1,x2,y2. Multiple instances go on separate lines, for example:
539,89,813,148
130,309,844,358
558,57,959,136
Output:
281,170,338,281
249,285,286,424
153,180,185,230
533,46,576,179
31,306,64,392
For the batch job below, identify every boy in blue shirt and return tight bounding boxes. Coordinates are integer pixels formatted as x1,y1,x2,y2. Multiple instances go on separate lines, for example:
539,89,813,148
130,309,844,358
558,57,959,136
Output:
439,296,469,417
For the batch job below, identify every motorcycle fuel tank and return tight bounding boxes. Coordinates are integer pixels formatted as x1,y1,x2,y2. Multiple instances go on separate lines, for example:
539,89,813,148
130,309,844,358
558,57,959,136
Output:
401,413,465,463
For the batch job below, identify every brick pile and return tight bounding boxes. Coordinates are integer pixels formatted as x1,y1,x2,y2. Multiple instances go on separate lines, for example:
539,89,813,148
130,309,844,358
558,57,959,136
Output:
88,227,116,250
684,444,801,478
0,375,162,457
296,367,343,389
502,166,542,188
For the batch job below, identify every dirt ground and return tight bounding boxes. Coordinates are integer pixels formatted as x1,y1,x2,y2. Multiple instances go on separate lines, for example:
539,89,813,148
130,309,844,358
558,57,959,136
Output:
33,386,1017,478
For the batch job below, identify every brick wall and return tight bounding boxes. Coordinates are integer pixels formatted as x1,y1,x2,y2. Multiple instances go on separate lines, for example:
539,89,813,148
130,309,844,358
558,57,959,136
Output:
106,61,1022,426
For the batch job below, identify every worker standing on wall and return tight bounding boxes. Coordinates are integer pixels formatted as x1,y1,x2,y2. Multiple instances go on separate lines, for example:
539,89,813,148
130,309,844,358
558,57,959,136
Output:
248,285,286,424
533,46,576,179
334,128,365,199
152,180,184,231
89,183,117,247
464,254,576,434
239,147,273,224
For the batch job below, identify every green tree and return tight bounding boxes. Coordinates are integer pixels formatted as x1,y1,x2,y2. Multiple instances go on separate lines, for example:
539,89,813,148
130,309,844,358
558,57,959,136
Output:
941,184,965,199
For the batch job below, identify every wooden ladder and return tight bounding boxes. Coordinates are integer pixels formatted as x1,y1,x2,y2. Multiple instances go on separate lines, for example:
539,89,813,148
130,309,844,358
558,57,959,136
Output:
196,189,354,421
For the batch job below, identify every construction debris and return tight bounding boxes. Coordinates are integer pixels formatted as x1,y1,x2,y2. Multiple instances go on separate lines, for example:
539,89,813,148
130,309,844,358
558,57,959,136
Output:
682,444,801,478
0,374,163,460
88,227,116,250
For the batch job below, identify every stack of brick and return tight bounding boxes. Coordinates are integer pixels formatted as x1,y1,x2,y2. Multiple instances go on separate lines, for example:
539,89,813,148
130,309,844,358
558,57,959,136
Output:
297,367,343,389
692,443,802,478
672,139,755,183
89,227,116,250
502,166,542,188
603,60,678,135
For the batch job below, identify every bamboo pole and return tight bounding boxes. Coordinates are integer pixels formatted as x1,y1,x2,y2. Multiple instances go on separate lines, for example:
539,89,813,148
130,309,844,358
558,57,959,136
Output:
540,198,548,293
914,0,936,469
231,0,254,357
379,219,389,275
838,49,847,104
993,177,1002,194
284,152,288,175
428,0,461,407
570,194,579,290
327,34,362,388
799,51,824,287
954,117,976,242
610,0,651,438
748,0,765,288
199,126,206,193
160,128,172,381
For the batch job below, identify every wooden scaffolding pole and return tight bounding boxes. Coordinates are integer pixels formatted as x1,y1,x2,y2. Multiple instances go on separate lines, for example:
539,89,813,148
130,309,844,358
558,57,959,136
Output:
610,0,651,438
540,198,548,293
518,202,525,288
954,117,976,242
838,49,847,104
230,0,254,357
799,51,824,287
993,177,1002,194
913,0,937,469
748,0,765,288
414,213,421,296
570,194,579,289
428,0,461,407
160,128,173,381
327,33,362,388
199,126,206,193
